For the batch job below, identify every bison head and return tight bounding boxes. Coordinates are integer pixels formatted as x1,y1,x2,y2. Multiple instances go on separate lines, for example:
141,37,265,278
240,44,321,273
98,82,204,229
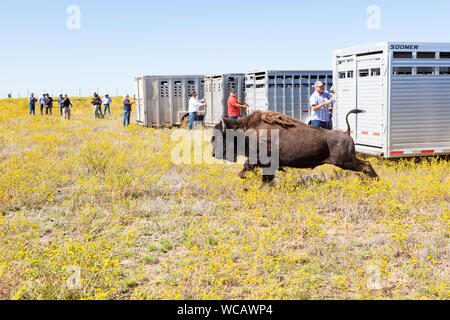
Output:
211,118,242,163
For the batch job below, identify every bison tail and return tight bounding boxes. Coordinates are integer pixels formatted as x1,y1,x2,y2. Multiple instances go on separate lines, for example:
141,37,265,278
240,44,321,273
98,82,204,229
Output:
345,109,365,135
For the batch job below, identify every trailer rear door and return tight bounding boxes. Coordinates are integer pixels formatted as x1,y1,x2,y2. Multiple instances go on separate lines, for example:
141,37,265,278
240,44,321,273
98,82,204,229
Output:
355,53,384,147
336,57,357,140
135,77,146,125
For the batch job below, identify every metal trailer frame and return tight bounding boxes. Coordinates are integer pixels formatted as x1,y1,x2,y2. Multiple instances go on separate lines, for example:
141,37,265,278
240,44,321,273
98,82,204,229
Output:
134,75,205,127
245,70,333,124
203,73,246,126
333,41,450,158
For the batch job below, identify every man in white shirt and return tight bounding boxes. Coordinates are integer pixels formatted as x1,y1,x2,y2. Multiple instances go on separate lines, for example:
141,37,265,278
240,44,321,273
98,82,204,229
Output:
188,92,205,130
102,94,113,115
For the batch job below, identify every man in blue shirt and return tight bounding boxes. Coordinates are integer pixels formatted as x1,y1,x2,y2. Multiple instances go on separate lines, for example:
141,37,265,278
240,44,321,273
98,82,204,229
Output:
123,94,135,127
310,81,333,130
58,94,64,116
29,93,37,116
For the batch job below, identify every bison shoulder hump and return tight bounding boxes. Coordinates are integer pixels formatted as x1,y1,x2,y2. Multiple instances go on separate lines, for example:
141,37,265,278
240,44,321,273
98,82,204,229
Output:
261,112,298,128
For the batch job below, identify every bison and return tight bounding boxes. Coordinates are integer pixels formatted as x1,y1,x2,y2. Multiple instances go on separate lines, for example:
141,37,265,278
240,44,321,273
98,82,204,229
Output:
211,109,378,184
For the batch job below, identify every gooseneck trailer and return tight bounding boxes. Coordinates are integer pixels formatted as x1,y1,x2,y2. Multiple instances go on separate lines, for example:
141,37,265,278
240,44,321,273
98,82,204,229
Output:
333,42,450,158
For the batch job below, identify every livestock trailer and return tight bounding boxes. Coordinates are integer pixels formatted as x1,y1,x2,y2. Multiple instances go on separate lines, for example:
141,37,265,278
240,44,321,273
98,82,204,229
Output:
134,75,205,127
245,70,333,124
203,73,246,125
333,42,450,158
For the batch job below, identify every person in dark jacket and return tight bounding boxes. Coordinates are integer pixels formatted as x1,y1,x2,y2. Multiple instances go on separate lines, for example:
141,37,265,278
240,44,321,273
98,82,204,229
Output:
45,94,53,115
123,94,135,127
91,93,103,119
62,94,73,120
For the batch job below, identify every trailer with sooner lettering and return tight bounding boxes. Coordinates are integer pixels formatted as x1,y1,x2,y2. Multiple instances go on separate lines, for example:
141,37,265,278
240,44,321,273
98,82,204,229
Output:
333,41,450,158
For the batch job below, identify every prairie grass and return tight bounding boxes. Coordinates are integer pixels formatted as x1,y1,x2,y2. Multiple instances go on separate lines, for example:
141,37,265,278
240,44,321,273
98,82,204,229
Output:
0,97,448,300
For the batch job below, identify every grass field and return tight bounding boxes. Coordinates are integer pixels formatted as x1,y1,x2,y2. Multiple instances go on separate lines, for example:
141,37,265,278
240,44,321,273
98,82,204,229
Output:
0,97,448,300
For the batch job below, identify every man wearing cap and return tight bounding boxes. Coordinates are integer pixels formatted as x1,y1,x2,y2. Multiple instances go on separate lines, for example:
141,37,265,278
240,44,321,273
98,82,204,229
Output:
227,90,247,121
188,92,205,130
91,92,102,119
310,81,333,130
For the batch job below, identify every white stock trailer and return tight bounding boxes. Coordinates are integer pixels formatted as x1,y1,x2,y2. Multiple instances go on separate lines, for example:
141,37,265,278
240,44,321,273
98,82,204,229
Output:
203,73,246,126
333,42,450,158
245,70,333,124
135,75,205,127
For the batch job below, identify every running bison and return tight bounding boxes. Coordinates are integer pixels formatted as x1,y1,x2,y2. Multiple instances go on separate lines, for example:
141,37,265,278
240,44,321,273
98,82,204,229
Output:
211,109,378,184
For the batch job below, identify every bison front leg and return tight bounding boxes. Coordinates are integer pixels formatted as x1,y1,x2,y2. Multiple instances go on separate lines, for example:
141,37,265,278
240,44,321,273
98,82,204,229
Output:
261,167,276,185
239,160,258,179
338,158,379,179
360,160,378,179
262,174,275,184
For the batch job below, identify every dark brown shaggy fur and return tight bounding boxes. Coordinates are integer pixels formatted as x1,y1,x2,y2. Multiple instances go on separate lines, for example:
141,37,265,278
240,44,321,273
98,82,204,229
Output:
212,110,378,184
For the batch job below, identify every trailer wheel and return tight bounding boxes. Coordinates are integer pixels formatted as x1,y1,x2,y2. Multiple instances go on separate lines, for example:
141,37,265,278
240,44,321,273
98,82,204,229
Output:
180,115,189,129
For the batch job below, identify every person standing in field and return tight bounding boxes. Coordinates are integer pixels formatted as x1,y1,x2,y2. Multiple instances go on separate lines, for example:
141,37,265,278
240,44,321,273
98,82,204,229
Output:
29,93,37,116
58,94,64,116
62,94,73,120
188,92,206,130
310,81,333,130
227,90,247,121
39,93,46,115
45,94,53,115
102,94,112,115
91,92,102,119
123,94,135,127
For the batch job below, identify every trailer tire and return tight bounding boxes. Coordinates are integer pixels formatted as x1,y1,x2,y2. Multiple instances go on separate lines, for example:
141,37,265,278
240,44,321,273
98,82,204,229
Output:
180,115,189,129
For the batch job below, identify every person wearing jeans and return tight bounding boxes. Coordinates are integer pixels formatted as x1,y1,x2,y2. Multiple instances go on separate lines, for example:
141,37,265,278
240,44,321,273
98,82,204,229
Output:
102,94,112,115
123,94,135,127
58,94,64,116
188,92,205,130
29,93,37,115
39,94,46,115
188,111,199,129
310,81,333,130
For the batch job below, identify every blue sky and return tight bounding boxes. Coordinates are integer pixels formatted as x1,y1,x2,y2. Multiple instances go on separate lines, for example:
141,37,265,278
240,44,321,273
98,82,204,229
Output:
1,0,449,97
